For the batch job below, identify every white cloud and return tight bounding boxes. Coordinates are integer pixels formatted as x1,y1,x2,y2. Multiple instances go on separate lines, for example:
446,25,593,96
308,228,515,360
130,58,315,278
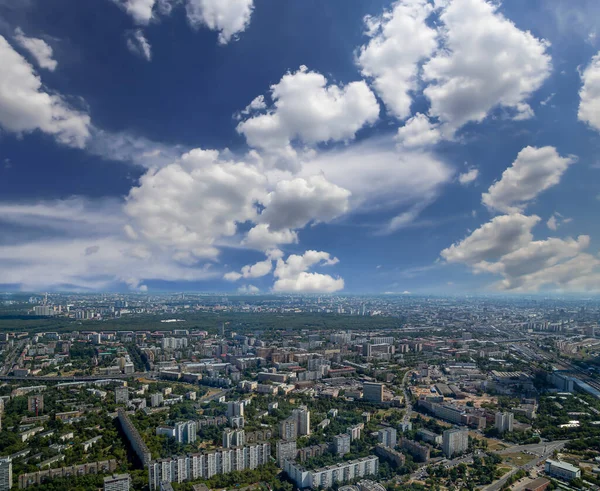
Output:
126,29,152,61
299,137,453,229
87,128,186,168
441,212,600,292
238,284,259,293
546,212,572,231
357,0,438,119
223,271,242,281
236,95,266,119
259,175,350,231
273,250,344,293
125,148,267,258
118,0,156,25
458,167,479,186
396,113,442,148
185,0,254,44
482,146,577,213
237,66,379,168
226,257,273,281
13,27,57,71
0,35,90,148
579,51,600,133
0,199,217,290
441,214,540,265
422,0,551,135
242,224,298,251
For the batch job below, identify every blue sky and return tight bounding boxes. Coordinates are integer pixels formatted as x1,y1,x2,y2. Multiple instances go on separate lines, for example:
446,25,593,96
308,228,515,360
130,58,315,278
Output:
0,0,599,294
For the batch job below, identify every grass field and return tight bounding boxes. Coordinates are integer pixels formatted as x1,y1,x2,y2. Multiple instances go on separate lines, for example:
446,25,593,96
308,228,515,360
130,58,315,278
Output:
501,452,536,466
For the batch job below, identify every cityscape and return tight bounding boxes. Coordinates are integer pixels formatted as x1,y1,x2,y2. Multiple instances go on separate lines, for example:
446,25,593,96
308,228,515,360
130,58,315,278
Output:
0,295,598,489
0,0,599,489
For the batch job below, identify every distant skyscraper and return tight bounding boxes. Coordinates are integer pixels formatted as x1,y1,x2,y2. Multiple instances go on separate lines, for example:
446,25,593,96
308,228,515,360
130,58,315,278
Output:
442,428,468,457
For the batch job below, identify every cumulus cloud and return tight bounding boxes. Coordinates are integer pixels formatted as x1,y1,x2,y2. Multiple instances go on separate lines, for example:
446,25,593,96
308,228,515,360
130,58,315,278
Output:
482,146,577,213
125,148,267,259
0,36,90,148
357,0,438,119
186,0,254,44
115,0,156,25
13,28,57,71
441,214,540,265
441,213,600,292
422,0,551,135
126,29,152,61
113,0,254,44
547,214,558,231
396,113,442,148
224,255,274,281
458,167,479,186
578,51,600,132
273,250,344,293
242,224,298,251
237,65,379,168
259,175,350,231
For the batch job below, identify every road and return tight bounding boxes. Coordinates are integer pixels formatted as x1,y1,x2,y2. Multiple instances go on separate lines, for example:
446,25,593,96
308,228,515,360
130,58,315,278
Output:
483,440,568,491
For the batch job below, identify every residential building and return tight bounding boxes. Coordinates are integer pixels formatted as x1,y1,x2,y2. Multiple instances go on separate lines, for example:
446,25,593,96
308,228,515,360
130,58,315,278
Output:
0,457,11,490
148,443,271,490
276,440,297,465
103,474,130,491
226,401,244,419
150,393,164,407
495,412,514,433
284,456,378,489
442,428,468,458
400,439,430,462
377,428,397,448
293,406,311,436
279,417,297,441
362,383,384,403
333,434,351,456
115,387,129,405
27,395,44,415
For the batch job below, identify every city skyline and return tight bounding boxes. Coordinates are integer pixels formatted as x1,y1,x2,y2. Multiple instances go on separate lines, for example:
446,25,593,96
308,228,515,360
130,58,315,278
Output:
0,0,600,294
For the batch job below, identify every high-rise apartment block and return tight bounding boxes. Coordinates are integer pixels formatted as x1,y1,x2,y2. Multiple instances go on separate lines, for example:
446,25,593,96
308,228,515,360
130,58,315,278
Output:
442,428,468,458
495,412,514,433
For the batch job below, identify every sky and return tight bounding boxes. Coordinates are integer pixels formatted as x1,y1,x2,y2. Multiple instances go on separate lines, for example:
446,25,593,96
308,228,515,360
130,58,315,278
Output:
0,0,600,294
